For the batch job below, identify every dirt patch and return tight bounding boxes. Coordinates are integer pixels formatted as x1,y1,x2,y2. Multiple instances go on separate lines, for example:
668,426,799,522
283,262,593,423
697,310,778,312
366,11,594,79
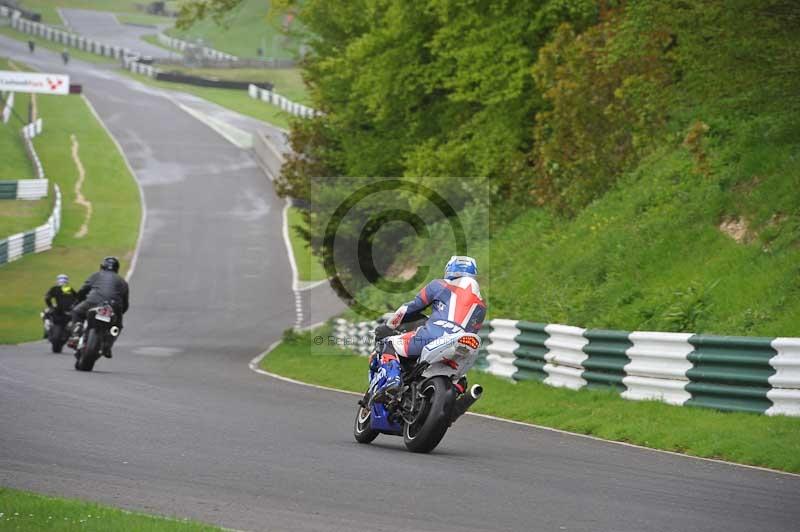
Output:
719,216,750,243
71,134,92,238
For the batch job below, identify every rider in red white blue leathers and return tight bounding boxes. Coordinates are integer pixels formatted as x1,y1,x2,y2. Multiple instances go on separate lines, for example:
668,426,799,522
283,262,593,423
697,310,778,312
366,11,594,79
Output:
369,256,486,400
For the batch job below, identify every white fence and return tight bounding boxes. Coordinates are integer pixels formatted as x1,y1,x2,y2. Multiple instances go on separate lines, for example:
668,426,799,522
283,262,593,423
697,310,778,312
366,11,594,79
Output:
332,318,380,356
1,90,12,123
0,184,61,266
2,9,137,62
157,33,238,62
122,56,158,77
248,84,319,119
21,117,45,181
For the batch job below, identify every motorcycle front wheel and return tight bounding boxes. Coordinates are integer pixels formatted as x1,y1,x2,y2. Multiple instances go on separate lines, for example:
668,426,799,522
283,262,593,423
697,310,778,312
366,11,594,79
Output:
49,324,65,353
403,376,455,453
353,404,379,444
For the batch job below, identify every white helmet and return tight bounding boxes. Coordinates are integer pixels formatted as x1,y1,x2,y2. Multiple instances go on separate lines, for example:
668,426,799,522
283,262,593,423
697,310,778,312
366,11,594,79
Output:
444,256,478,280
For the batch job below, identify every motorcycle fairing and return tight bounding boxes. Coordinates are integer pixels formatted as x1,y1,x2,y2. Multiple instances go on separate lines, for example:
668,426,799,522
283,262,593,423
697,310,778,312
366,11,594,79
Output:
370,403,402,434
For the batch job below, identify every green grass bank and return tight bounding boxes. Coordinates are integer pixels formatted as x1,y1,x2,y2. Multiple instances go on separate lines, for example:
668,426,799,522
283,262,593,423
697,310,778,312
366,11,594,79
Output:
262,330,800,473
0,58,141,344
0,487,220,531
0,59,50,253
166,0,303,60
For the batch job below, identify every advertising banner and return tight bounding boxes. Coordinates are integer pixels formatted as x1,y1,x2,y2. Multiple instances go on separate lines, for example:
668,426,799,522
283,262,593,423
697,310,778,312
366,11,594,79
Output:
0,71,70,95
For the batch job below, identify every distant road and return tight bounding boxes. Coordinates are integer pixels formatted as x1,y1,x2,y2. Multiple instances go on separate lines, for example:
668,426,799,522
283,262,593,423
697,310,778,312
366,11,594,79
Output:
60,8,171,59
1,30,800,532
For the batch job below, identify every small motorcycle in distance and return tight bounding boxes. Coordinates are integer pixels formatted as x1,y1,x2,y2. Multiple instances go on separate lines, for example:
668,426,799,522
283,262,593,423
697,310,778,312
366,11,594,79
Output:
71,302,121,372
354,312,484,453
41,307,70,353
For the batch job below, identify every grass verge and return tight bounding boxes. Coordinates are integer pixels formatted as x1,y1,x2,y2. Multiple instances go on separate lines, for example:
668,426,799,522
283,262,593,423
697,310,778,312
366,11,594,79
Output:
115,13,173,28
123,69,294,129
166,0,302,60
0,26,116,65
141,33,173,53
0,487,221,531
287,206,326,282
0,71,32,179
0,58,141,344
0,195,52,237
0,60,50,246
262,330,800,473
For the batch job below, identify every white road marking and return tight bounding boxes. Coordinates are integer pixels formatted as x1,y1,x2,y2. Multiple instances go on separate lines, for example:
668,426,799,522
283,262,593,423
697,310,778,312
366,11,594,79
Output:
174,101,252,149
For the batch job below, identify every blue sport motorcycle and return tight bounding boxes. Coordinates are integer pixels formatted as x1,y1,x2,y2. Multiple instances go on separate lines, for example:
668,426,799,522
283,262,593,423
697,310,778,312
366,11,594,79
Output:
354,312,484,453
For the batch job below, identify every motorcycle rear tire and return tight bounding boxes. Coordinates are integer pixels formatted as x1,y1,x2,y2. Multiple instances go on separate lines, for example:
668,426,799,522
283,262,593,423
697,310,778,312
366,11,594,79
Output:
49,324,65,353
353,404,379,444
403,376,455,453
75,329,100,372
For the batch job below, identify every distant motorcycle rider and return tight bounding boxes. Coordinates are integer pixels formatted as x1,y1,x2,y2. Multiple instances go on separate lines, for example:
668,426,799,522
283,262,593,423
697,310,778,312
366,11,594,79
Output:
69,257,129,358
45,273,77,313
369,256,486,402
43,274,77,337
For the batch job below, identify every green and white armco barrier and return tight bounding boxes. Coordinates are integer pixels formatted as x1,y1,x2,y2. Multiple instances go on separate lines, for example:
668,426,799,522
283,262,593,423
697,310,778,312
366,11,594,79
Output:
0,183,61,266
331,316,800,417
0,115,60,265
248,84,319,119
477,319,800,417
0,178,48,199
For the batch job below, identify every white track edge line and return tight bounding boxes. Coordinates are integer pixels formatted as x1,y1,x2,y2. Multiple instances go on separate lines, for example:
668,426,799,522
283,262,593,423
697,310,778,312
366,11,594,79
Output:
247,342,800,479
81,94,147,283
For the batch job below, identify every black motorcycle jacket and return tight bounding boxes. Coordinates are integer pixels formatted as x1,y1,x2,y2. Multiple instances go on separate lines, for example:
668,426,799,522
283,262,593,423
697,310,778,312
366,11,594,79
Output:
45,284,77,312
77,270,130,313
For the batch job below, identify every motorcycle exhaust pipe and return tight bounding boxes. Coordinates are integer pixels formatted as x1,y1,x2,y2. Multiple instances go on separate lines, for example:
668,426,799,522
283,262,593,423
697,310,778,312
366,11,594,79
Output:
451,384,483,423
110,326,120,337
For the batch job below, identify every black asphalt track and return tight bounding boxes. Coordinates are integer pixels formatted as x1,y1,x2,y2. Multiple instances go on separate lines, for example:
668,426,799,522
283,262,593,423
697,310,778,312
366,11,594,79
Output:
2,25,800,532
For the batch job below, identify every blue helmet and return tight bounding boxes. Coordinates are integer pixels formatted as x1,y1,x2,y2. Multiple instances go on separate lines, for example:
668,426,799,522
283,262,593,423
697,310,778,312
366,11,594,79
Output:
444,256,478,280
56,273,69,286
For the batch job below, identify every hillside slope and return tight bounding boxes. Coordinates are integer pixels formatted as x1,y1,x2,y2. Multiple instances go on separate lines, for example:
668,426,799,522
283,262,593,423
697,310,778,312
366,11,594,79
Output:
486,108,800,336
170,0,302,60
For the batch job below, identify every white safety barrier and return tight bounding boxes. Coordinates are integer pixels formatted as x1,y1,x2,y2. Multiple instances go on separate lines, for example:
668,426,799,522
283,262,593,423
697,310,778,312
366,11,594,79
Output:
332,318,379,356
1,90,13,123
248,84,320,119
122,56,158,77
473,319,800,416
15,178,49,199
157,33,238,62
0,184,61,265
22,117,45,180
2,10,134,62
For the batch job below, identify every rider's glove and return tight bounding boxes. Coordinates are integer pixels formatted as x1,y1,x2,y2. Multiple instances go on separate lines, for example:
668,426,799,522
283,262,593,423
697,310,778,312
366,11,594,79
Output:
386,304,408,330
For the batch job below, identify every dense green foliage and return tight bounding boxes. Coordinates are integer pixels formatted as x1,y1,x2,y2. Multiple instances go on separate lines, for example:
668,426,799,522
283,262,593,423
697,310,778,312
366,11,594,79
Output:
183,1,800,335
